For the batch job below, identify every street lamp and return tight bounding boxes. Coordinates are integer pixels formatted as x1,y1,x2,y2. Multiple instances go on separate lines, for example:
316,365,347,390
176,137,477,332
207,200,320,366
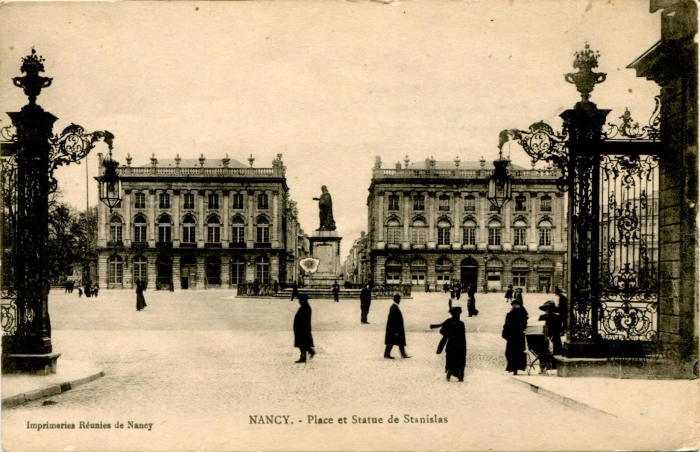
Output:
487,148,512,214
98,145,121,213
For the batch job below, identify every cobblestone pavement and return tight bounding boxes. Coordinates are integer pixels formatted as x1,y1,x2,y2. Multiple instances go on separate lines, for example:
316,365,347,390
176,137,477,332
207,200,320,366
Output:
2,290,690,451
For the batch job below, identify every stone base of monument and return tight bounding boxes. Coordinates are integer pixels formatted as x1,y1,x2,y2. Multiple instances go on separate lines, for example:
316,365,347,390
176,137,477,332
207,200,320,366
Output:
307,230,342,288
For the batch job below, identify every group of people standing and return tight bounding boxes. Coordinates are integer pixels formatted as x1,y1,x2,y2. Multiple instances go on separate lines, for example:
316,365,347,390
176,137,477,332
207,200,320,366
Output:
72,281,99,298
501,285,568,375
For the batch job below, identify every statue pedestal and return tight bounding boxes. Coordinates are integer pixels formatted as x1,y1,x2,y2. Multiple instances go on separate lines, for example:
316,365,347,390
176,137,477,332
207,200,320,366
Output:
307,231,342,288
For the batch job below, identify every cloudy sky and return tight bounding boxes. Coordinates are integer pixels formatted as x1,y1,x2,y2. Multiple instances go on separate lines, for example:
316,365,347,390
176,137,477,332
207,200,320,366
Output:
0,0,661,257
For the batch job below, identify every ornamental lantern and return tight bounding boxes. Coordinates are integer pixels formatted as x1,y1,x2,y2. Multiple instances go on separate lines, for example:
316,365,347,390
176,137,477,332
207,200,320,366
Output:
487,150,512,214
99,147,122,212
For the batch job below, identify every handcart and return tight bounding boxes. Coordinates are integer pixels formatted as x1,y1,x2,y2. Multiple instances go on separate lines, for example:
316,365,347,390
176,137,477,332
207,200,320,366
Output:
524,325,553,375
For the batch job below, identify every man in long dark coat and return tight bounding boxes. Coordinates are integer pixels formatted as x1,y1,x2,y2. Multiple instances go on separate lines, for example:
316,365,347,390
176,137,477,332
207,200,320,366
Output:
502,299,528,375
467,284,479,317
384,294,410,359
293,294,315,363
437,306,467,382
360,284,372,324
332,281,340,302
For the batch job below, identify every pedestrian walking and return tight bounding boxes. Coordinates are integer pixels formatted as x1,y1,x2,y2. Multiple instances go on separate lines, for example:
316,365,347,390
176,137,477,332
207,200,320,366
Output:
505,284,514,303
435,306,467,382
84,282,92,298
384,294,411,359
293,294,315,363
449,281,456,299
78,287,83,298
455,281,462,300
332,281,340,302
502,298,528,375
443,282,449,294
546,281,551,294
290,281,299,301
514,287,524,305
467,284,479,317
360,284,372,324
136,280,147,311
93,283,99,298
554,286,569,331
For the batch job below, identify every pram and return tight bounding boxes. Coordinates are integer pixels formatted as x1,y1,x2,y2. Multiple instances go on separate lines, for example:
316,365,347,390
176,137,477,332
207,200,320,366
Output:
524,325,553,375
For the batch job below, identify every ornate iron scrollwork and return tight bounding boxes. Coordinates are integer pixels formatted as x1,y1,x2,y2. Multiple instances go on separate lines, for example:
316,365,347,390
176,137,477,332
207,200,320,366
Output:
604,96,661,141
47,124,114,194
499,121,569,191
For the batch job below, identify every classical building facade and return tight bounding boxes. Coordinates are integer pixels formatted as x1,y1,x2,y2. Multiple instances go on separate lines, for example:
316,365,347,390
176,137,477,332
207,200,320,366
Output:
366,157,566,292
95,153,307,290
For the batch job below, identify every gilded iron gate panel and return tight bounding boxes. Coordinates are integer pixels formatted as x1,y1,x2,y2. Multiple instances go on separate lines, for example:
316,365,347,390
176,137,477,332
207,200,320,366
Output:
598,154,659,341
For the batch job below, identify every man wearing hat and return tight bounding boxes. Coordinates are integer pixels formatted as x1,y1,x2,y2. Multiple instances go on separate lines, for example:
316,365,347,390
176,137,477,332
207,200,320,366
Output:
435,306,467,382
293,294,315,363
502,298,528,375
538,300,563,355
384,294,410,359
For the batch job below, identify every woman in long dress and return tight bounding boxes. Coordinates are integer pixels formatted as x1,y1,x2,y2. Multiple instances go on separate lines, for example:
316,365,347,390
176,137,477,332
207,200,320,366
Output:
437,306,467,382
136,280,147,311
293,295,315,363
502,299,528,375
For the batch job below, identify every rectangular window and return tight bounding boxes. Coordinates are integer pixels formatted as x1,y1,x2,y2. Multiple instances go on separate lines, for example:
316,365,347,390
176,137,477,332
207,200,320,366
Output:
232,226,245,243
411,228,426,245
514,228,527,246
540,196,552,212
410,273,425,285
386,273,401,285
134,193,146,209
464,197,476,212
207,226,220,243
539,228,552,246
109,226,122,243
182,226,196,243
208,194,219,210
258,194,269,209
134,225,147,243
488,228,502,246
388,195,400,211
257,226,270,243
108,262,123,284
413,196,424,211
183,193,195,209
438,228,450,245
232,193,244,209
515,195,527,211
513,271,527,287
438,197,450,211
463,228,475,246
159,193,170,209
158,226,171,243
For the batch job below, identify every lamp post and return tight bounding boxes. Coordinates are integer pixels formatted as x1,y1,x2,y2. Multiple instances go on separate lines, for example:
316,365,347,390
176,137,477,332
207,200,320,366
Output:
486,148,512,214
0,49,113,374
98,146,122,212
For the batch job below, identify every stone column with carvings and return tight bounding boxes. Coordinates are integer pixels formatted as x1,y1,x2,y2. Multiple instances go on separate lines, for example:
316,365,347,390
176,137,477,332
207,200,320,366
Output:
124,189,132,245
222,190,230,247
247,190,255,248
198,190,205,246
149,189,156,245
427,192,436,249
172,189,180,244
272,191,279,247
376,191,385,248
477,192,487,250
402,191,411,249
528,192,538,251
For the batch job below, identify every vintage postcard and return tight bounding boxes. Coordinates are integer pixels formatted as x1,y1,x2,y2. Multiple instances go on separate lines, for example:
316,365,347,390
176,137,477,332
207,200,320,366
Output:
1,0,698,451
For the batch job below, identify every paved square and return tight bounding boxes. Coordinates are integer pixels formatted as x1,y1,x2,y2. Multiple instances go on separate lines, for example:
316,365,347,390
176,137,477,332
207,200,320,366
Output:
2,290,693,450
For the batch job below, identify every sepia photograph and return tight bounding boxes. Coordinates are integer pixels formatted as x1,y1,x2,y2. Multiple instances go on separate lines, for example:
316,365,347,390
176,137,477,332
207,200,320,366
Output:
0,0,698,450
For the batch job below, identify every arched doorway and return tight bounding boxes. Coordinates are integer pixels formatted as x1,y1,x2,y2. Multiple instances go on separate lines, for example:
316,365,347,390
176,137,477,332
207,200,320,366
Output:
460,257,478,287
385,258,402,285
180,255,197,290
156,255,173,290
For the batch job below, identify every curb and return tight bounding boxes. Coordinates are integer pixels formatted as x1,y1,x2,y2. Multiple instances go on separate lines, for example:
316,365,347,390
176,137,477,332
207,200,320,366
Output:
2,369,105,409
509,377,617,418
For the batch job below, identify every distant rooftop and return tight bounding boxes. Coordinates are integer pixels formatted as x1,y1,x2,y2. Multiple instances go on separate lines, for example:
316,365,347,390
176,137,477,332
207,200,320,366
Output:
138,158,247,169
405,159,527,171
